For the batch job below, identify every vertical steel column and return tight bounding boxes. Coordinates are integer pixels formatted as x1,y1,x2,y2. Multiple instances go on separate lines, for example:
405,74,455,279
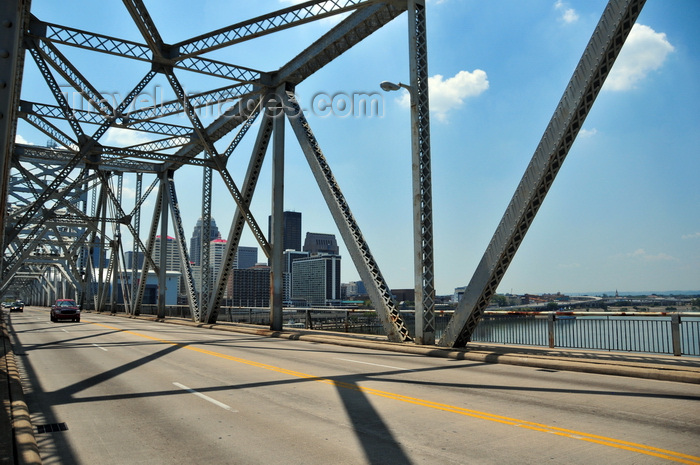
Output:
157,173,168,319
408,0,435,345
439,0,647,348
200,166,212,322
77,179,89,308
270,90,285,331
0,0,30,274
134,181,163,316
110,173,123,313
95,179,108,312
130,173,142,313
110,237,119,313
165,173,199,321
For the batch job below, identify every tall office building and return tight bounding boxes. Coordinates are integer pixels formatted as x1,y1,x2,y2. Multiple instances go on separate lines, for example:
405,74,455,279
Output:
344,281,366,297
303,232,339,255
229,265,271,307
283,250,309,302
152,235,180,272
291,254,341,306
190,217,220,266
235,246,258,270
268,211,302,252
209,238,227,285
125,251,145,269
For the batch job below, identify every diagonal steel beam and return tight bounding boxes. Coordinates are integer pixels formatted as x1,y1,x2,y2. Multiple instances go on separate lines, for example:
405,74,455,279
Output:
164,69,270,255
165,173,200,320
121,0,165,57
439,0,647,348
33,38,114,116
206,110,269,323
173,0,380,59
134,180,163,315
32,15,264,82
168,3,404,165
28,43,86,140
274,1,405,86
93,170,158,273
283,90,411,342
20,110,79,150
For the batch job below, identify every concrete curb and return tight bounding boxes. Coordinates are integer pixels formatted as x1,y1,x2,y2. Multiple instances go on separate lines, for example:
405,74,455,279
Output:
121,313,700,385
1,313,41,465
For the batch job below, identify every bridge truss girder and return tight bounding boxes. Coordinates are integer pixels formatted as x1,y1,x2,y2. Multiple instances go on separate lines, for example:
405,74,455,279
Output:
1,0,647,347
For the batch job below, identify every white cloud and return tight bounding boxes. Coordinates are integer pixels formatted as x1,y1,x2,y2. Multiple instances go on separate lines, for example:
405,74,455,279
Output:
554,1,579,24
399,69,489,123
682,232,700,240
605,24,674,92
104,127,153,147
15,134,31,145
558,262,581,269
578,128,597,138
626,249,677,262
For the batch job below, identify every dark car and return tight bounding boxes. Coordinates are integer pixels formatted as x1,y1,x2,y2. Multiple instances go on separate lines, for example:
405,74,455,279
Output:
50,299,80,322
10,300,24,312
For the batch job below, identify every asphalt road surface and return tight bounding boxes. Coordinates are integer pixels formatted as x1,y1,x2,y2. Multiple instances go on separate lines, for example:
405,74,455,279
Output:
7,307,700,464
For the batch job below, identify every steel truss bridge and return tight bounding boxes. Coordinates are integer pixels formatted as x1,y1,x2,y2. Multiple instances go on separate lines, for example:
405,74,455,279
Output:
0,0,646,347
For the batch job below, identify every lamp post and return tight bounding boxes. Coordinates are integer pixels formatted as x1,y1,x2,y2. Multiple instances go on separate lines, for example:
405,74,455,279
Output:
380,75,435,345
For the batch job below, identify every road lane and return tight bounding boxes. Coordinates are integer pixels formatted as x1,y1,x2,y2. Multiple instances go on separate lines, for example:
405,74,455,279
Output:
8,308,700,464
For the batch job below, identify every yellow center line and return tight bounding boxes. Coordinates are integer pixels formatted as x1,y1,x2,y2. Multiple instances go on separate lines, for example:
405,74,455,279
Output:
88,320,700,464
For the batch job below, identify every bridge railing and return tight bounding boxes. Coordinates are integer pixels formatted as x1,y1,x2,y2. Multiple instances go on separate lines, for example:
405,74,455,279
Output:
471,312,700,357
107,305,700,356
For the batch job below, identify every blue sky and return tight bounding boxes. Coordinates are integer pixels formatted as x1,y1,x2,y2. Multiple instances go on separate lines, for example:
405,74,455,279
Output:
15,0,700,296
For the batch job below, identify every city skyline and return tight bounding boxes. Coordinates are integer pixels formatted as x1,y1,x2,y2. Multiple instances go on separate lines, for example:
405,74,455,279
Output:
15,1,699,296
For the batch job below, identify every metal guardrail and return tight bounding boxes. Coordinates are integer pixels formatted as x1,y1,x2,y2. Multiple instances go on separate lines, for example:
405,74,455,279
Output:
116,305,700,356
472,312,700,356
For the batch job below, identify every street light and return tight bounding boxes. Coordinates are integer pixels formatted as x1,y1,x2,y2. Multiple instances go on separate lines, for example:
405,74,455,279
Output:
380,80,413,95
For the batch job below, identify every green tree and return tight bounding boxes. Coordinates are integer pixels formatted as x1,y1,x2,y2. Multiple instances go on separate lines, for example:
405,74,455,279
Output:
545,301,559,311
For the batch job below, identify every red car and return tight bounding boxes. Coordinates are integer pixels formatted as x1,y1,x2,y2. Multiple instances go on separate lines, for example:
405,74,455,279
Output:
50,299,81,322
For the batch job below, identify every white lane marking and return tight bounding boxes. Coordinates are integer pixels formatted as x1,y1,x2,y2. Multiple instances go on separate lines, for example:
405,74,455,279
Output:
92,343,108,351
336,358,414,372
173,382,237,412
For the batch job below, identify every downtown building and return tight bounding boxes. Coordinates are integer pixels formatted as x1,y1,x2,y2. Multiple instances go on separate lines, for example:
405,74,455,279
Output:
125,251,145,269
152,235,180,272
235,246,258,270
189,217,221,266
284,250,309,304
291,254,341,306
303,232,339,255
268,211,302,253
228,265,270,307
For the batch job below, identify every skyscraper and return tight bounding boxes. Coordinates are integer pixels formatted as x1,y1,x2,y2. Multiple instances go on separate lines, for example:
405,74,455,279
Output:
152,236,180,272
283,250,309,302
209,238,227,285
268,211,302,252
235,246,258,270
125,251,145,269
190,217,220,266
229,266,271,307
291,254,341,306
303,232,339,255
